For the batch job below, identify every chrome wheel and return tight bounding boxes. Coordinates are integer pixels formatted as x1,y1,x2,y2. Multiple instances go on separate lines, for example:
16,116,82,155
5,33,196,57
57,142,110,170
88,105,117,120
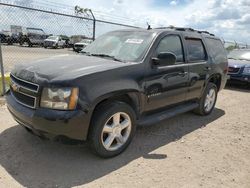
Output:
204,88,216,112
101,112,132,151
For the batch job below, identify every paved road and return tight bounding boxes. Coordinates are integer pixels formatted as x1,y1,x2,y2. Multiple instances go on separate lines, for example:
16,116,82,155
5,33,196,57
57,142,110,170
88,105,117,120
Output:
0,85,250,188
1,45,76,72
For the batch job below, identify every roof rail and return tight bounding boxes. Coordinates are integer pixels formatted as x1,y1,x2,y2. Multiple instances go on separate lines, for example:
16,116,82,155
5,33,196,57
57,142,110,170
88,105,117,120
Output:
154,26,215,36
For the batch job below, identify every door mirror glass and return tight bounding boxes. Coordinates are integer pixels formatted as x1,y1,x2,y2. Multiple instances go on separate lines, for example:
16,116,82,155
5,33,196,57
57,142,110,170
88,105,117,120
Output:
152,52,177,67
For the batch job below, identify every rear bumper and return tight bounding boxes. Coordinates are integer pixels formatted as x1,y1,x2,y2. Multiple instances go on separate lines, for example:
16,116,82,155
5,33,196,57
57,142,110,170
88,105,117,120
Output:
6,92,90,140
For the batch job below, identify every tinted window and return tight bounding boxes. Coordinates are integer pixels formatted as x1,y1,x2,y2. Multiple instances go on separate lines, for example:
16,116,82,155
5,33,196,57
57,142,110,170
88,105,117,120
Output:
186,39,206,61
156,35,184,62
205,38,228,63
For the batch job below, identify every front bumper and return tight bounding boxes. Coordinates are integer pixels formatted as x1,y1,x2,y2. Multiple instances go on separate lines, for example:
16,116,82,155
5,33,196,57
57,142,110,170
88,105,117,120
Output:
73,47,83,52
228,74,250,83
6,92,90,140
44,43,56,47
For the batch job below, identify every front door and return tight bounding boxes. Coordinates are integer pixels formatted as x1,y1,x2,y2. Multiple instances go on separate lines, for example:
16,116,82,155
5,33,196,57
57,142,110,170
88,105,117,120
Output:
144,34,189,112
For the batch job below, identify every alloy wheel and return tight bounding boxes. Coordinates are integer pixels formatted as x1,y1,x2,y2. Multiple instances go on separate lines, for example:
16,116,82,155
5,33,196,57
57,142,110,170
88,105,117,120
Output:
101,112,132,151
204,88,216,112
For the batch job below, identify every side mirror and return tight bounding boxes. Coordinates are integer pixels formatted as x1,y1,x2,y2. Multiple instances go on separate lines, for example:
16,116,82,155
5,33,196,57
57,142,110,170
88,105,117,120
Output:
152,52,176,67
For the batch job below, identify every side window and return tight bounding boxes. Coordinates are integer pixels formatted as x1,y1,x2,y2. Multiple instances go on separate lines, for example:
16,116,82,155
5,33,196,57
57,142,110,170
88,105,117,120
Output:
205,38,227,63
186,39,207,62
156,35,184,63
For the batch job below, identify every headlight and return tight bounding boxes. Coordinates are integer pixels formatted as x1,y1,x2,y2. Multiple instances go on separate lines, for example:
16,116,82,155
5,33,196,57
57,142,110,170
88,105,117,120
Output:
243,67,250,74
40,87,79,110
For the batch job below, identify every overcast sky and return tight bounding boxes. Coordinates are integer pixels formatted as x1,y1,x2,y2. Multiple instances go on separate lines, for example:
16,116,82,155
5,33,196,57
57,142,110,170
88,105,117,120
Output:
67,0,250,43
1,0,250,43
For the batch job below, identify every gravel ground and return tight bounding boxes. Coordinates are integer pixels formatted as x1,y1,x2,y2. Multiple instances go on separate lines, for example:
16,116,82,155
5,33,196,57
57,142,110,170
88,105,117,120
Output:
0,85,249,188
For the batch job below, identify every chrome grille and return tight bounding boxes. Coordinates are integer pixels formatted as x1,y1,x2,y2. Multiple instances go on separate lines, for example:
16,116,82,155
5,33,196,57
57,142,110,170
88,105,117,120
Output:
10,74,39,109
44,41,54,46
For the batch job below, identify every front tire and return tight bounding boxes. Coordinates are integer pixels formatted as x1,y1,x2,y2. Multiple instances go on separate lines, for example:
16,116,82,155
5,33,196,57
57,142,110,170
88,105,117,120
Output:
194,82,218,116
89,101,136,158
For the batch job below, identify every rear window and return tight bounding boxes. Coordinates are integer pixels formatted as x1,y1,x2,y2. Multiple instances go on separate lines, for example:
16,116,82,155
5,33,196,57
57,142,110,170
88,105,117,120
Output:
205,38,227,63
186,39,207,62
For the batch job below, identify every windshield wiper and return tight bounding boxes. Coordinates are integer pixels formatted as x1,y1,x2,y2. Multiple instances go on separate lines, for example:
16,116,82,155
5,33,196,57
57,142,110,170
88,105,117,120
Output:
228,57,237,60
89,53,124,62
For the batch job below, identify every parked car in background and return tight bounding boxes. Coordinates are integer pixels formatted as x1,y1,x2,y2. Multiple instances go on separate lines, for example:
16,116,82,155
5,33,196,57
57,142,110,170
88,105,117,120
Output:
7,27,228,157
9,33,21,44
0,31,12,44
73,39,93,52
68,35,87,48
60,35,70,48
44,35,66,49
227,49,250,84
19,27,48,47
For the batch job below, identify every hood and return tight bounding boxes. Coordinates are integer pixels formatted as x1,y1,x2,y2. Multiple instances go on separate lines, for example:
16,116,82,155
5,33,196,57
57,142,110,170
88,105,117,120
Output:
12,54,127,83
228,59,250,68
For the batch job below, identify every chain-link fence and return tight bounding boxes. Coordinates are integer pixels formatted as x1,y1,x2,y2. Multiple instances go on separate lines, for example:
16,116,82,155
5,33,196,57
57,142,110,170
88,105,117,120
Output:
223,40,250,52
0,2,139,95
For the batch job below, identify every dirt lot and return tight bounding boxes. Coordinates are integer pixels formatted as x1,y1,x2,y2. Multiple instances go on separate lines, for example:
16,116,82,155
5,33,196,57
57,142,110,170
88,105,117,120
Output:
0,85,250,188
1,45,75,72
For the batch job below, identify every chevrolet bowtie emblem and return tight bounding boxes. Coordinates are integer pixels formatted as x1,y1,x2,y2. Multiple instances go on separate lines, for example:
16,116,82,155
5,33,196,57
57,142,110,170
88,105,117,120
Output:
11,82,20,92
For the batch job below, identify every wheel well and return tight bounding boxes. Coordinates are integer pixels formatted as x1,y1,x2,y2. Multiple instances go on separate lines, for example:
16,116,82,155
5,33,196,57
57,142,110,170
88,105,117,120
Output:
208,74,221,90
91,93,140,119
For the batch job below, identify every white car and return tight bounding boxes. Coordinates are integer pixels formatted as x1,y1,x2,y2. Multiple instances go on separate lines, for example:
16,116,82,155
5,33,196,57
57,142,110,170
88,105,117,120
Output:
44,36,65,49
73,39,93,52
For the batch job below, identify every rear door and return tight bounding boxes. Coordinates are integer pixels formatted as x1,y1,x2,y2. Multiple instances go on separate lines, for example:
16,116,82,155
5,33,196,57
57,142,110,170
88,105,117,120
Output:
184,38,208,100
144,34,189,111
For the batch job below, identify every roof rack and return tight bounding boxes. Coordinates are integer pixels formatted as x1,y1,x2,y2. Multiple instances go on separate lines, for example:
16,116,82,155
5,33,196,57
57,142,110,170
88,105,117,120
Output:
155,26,215,36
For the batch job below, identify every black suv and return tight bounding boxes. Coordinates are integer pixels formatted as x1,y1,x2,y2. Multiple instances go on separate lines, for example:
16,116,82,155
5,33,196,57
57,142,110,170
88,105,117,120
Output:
0,31,12,44
6,27,228,157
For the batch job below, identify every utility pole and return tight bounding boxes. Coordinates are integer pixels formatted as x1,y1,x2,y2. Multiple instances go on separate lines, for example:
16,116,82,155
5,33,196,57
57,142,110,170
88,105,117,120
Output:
0,40,6,95
89,9,96,41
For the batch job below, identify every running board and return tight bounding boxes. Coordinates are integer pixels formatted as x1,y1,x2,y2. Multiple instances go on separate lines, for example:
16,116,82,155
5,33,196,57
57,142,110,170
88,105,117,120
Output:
137,102,199,127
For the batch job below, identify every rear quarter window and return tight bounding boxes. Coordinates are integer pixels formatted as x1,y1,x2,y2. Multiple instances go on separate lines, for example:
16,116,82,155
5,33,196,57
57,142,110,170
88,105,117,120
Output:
185,39,207,62
205,38,227,63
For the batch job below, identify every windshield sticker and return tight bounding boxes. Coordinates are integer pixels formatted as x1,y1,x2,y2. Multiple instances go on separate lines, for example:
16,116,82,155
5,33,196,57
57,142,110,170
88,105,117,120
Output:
125,39,144,44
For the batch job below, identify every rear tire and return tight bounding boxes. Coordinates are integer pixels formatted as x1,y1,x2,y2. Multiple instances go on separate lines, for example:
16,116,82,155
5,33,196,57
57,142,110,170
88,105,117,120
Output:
88,101,136,158
193,82,218,116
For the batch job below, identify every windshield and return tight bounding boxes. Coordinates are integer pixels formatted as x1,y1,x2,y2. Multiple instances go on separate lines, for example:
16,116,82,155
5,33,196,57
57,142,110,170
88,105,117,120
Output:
47,36,58,40
228,50,250,61
82,31,155,62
